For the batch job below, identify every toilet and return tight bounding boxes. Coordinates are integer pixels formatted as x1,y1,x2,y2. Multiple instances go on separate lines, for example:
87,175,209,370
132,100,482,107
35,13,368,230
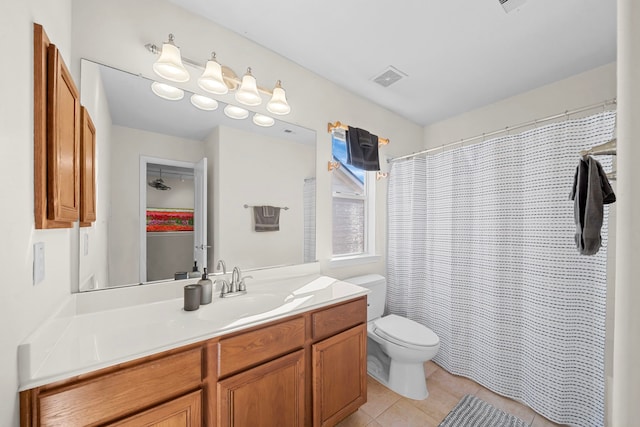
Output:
346,274,440,400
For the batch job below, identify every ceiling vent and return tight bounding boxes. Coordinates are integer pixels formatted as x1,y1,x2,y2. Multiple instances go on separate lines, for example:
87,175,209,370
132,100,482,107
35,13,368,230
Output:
372,66,408,88
500,0,527,13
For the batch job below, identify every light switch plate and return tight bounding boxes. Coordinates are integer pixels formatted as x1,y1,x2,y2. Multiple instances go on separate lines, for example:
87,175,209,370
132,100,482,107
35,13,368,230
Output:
34,242,45,285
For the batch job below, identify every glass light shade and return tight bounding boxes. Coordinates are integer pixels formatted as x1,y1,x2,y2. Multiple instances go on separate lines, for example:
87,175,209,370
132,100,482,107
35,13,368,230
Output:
235,68,262,106
152,39,189,83
266,81,291,115
223,104,249,120
151,81,184,101
252,113,275,127
190,94,219,111
198,58,228,95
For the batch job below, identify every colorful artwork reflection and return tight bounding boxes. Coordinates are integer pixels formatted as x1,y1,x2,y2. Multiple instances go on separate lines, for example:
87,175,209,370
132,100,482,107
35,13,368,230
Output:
146,208,194,232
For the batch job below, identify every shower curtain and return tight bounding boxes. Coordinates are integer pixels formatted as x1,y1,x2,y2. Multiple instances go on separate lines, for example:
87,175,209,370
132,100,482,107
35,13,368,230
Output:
387,111,615,427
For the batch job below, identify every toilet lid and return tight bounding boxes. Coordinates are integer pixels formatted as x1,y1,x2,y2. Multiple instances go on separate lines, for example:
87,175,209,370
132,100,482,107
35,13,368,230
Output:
373,314,439,348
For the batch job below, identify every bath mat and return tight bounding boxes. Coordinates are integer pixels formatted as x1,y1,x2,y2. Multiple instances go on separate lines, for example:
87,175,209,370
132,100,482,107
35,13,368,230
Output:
438,394,528,427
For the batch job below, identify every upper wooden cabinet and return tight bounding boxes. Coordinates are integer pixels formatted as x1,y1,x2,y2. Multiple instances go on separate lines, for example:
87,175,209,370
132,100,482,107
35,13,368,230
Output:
34,23,83,229
80,106,96,226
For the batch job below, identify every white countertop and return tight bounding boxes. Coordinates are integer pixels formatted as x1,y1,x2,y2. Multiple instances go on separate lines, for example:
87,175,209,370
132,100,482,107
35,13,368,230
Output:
18,274,368,391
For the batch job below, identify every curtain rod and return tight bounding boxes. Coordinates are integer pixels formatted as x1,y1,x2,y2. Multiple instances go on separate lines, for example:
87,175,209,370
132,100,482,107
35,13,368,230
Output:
389,98,617,163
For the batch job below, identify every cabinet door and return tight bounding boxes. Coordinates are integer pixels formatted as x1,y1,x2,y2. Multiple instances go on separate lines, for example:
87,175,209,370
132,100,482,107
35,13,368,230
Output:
107,390,201,427
218,350,305,427
80,106,96,226
47,44,80,222
312,324,367,427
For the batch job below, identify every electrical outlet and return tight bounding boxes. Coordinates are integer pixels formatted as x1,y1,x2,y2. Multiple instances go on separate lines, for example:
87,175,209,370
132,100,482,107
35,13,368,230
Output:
33,242,45,285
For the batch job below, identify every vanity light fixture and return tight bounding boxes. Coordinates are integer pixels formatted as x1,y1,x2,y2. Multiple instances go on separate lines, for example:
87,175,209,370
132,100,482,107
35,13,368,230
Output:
252,113,275,127
266,80,291,115
151,81,184,101
145,36,292,115
152,34,189,83
198,52,228,95
190,94,219,111
224,104,249,120
235,68,262,106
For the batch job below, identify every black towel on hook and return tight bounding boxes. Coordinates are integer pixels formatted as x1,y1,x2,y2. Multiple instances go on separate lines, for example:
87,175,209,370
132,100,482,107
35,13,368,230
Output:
346,126,380,171
569,155,616,255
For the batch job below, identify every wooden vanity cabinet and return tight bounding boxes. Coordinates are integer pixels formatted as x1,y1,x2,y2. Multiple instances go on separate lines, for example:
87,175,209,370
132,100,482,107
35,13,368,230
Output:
218,350,306,427
20,296,367,427
311,299,368,427
20,346,204,427
107,390,202,427
215,298,367,427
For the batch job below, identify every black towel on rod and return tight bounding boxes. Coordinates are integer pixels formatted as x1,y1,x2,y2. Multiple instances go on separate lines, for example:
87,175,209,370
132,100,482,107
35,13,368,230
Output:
346,126,380,171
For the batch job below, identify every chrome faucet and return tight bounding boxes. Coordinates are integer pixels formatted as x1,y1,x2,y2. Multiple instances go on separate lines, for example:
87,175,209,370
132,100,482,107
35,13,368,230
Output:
220,266,251,298
216,259,227,275
231,267,240,292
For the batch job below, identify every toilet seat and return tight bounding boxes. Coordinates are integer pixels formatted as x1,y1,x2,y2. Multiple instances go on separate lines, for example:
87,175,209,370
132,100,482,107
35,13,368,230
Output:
373,314,439,349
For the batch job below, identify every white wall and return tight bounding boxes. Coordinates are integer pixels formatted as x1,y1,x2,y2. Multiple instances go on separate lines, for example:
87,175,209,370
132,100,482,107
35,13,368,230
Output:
205,127,221,271
0,2,73,425
612,1,640,424
70,0,425,284
423,63,616,149
147,175,194,209
212,125,314,269
78,60,112,291
109,126,204,287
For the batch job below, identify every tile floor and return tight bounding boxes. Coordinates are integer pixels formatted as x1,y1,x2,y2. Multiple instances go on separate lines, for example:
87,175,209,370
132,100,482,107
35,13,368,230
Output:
337,361,565,427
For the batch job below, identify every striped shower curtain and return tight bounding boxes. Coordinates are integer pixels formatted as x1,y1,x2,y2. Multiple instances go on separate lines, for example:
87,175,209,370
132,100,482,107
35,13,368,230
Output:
386,111,615,427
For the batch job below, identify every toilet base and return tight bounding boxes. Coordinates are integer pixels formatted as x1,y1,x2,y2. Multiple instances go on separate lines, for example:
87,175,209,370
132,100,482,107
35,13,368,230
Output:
367,338,430,400
388,360,428,400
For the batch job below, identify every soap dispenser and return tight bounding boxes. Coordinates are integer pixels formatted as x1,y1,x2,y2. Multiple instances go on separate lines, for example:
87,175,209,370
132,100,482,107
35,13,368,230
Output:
188,261,201,278
198,268,213,305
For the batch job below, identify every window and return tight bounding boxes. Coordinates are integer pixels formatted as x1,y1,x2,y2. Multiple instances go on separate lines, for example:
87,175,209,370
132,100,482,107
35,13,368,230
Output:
331,132,375,258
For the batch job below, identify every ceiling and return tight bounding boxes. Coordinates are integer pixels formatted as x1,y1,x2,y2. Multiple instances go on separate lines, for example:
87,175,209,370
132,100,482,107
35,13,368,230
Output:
169,0,616,126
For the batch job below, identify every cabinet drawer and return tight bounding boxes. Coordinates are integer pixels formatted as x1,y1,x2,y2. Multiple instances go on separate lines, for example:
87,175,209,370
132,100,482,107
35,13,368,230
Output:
107,390,202,427
218,317,305,378
312,298,366,341
38,347,202,427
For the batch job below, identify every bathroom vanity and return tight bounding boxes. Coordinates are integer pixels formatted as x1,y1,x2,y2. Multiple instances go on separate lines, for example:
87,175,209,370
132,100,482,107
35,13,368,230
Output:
18,274,368,427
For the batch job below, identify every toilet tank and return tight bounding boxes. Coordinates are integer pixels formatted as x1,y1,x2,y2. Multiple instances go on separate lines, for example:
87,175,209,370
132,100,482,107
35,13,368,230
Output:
344,274,386,322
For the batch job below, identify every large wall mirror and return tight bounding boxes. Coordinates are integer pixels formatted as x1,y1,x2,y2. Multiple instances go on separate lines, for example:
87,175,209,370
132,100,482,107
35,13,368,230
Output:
78,59,317,292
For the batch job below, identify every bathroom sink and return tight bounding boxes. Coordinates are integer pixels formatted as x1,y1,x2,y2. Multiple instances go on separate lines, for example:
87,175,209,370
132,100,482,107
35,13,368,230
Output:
197,292,287,322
